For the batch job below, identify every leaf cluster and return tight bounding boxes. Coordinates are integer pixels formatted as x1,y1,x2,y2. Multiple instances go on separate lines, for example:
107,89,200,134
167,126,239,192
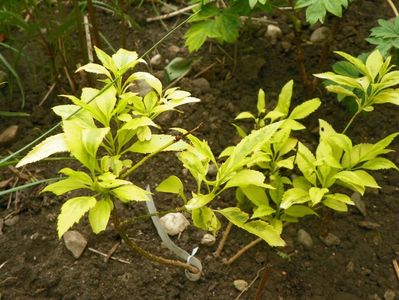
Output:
17,47,199,238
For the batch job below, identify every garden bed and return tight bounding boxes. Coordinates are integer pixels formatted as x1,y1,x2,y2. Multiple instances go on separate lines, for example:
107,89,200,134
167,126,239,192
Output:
0,1,398,299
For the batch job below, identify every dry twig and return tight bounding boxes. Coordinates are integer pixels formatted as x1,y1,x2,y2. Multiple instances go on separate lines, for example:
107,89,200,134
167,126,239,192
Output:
88,247,131,264
393,259,399,281
234,267,266,300
146,4,198,22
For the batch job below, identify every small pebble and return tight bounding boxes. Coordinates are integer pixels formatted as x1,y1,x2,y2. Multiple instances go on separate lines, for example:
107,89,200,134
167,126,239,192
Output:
159,213,190,236
63,230,87,259
150,54,162,66
384,289,396,300
233,279,248,292
0,125,18,146
351,192,367,216
265,24,282,44
358,220,380,230
346,261,355,272
297,229,313,249
168,45,181,57
310,26,331,43
4,215,19,226
320,233,341,246
200,233,216,246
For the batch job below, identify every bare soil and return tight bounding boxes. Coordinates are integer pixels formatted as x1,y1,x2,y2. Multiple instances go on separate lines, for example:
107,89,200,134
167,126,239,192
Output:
0,1,398,299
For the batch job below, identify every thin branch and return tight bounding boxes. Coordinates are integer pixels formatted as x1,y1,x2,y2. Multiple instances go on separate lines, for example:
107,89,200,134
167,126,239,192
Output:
225,238,262,265
146,4,199,22
214,222,232,257
235,267,266,300
112,210,199,274
88,247,131,264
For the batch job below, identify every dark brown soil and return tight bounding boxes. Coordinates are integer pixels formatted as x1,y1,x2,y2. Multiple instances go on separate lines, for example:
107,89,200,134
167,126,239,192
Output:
1,1,398,299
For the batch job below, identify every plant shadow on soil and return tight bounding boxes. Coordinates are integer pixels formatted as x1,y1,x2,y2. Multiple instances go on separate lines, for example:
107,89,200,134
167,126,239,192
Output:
0,1,398,299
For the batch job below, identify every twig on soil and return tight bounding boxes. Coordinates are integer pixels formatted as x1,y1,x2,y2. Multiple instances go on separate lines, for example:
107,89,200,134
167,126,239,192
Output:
88,247,131,264
225,238,262,265
214,222,232,257
84,15,94,62
392,259,399,281
39,75,60,106
146,4,199,22
104,240,121,263
193,62,217,79
387,0,399,16
234,267,266,300
0,260,7,270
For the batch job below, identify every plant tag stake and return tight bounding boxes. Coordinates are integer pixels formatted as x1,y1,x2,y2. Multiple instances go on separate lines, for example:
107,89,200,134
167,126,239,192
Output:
145,186,202,281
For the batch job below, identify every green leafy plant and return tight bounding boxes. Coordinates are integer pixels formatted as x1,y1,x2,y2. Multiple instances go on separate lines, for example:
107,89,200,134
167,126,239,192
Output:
367,16,399,55
158,53,398,261
295,0,352,25
16,47,201,273
315,49,399,132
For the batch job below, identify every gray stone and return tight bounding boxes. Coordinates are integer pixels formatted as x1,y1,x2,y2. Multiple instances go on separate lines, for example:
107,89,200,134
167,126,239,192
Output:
320,233,341,246
310,26,331,43
297,229,313,249
233,279,248,292
384,289,396,300
200,233,216,246
63,230,87,259
4,215,19,226
358,220,381,230
0,125,18,146
351,192,367,216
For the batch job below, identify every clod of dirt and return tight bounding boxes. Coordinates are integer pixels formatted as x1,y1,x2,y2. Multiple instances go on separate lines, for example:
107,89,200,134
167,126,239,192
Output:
266,24,282,45
233,279,248,292
0,125,18,146
207,164,217,176
320,233,341,247
297,229,314,249
200,233,216,246
357,220,381,230
150,54,162,66
0,218,3,234
310,26,331,43
63,230,88,259
351,192,367,216
191,77,211,94
159,213,190,236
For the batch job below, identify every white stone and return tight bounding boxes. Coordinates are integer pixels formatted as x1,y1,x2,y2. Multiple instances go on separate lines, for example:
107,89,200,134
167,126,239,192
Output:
200,233,216,246
233,279,248,292
150,54,162,66
266,24,282,44
310,26,331,43
63,230,87,259
159,213,190,236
